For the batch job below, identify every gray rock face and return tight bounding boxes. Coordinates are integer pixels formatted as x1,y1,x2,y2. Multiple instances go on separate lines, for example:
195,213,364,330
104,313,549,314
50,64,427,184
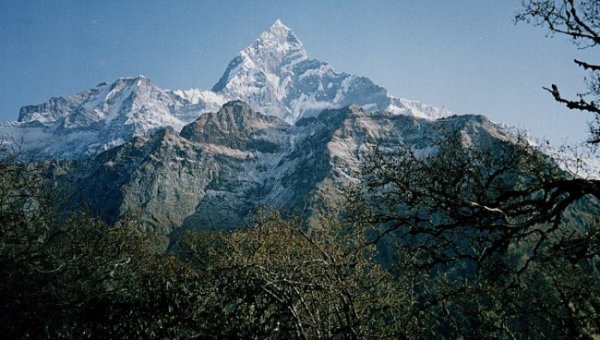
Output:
69,128,218,241
180,100,289,153
63,101,289,235
58,101,514,246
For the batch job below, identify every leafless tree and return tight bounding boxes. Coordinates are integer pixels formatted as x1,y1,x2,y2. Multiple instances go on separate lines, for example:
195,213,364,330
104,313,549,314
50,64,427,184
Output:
516,0,600,144
350,131,599,338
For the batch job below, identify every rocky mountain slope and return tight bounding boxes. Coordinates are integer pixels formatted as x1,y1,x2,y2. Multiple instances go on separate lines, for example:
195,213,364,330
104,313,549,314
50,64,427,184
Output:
48,100,513,247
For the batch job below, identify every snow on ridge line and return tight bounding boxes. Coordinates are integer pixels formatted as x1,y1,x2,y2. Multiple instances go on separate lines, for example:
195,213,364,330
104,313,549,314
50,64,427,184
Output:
1,19,461,159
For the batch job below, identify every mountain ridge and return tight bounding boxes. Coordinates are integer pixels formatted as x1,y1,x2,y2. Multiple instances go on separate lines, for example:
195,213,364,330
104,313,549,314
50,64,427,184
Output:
44,100,511,245
0,20,450,159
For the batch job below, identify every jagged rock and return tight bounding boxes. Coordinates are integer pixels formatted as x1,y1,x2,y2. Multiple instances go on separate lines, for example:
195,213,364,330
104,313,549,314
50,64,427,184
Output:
180,100,289,153
55,102,514,249
65,127,217,248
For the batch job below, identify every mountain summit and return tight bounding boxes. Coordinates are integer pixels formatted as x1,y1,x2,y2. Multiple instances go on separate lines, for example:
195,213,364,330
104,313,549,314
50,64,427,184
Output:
211,20,449,123
212,20,308,92
211,20,309,121
0,20,450,159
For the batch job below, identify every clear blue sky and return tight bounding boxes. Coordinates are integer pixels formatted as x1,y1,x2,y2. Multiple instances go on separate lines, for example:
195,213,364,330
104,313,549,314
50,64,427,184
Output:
1,0,598,144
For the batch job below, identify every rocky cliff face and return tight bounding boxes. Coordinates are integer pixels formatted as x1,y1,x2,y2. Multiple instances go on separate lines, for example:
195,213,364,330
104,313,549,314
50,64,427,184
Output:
54,101,513,247
65,127,217,247
180,100,289,153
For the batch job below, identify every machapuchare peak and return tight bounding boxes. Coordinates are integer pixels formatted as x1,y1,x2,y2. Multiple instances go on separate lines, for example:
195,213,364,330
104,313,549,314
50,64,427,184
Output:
1,20,450,159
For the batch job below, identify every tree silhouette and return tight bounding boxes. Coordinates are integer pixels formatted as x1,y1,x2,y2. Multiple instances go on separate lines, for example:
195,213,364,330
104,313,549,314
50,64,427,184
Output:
516,0,600,144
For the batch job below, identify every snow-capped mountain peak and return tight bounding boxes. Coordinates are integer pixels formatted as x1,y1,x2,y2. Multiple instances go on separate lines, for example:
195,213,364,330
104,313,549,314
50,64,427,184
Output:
213,20,307,95
18,75,184,132
258,20,307,71
1,20,452,159
6,75,225,158
211,20,311,121
211,20,450,123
